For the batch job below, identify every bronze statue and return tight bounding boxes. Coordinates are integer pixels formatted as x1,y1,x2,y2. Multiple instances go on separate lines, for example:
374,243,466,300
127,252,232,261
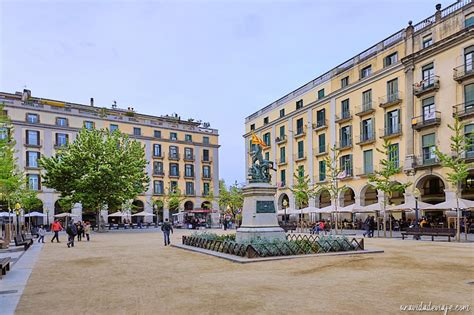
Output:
248,144,274,183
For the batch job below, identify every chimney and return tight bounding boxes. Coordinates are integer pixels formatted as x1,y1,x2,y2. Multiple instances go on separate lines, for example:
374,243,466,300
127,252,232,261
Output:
90,97,94,107
21,89,31,102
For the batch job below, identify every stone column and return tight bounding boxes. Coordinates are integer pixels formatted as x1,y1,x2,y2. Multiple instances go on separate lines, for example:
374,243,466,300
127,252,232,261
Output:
144,195,153,223
307,109,314,184
71,203,83,221
403,21,416,172
287,117,294,187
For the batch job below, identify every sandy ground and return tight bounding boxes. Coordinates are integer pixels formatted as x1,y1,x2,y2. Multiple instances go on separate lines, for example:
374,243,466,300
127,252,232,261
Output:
15,229,474,315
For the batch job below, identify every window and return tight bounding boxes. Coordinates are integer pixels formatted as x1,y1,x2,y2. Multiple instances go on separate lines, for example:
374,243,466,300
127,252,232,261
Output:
56,117,68,127
296,99,303,110
388,143,399,168
464,46,474,74
465,124,474,158
153,144,162,157
263,117,269,125
279,125,285,138
170,132,177,141
387,78,399,102
280,169,286,187
203,165,211,178
422,97,436,121
318,134,326,153
185,164,194,177
297,141,304,159
361,118,374,141
202,149,210,162
110,124,119,132
0,127,8,141
319,160,326,182
422,63,435,87
152,162,164,177
422,36,433,48
263,132,271,146
363,150,373,174
26,113,39,124
341,76,349,88
169,163,179,177
27,174,40,191
317,89,325,100
170,181,178,192
186,182,195,195
264,152,269,160
184,147,193,160
250,124,255,131
185,134,192,142
360,65,372,78
422,133,436,164
84,121,94,130
154,130,161,138
296,118,304,134
279,109,285,118
55,133,68,147
203,136,209,144
316,109,326,127
203,183,210,196
26,151,40,168
340,155,353,177
386,109,400,135
341,99,350,119
169,146,178,159
280,147,286,163
384,52,398,67
153,180,164,194
298,165,304,177
340,126,352,147
362,89,372,111
465,14,474,27
464,83,474,110
26,130,40,146
133,127,141,136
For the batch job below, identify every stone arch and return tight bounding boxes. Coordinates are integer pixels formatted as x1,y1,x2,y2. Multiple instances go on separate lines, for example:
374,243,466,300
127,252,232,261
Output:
317,189,331,208
184,201,194,211
341,187,355,207
461,169,474,201
54,199,66,215
388,181,405,206
201,201,211,210
360,184,378,206
415,174,446,204
278,193,290,210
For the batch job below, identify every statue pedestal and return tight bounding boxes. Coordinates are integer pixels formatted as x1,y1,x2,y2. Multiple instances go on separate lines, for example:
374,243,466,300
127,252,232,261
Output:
236,183,286,243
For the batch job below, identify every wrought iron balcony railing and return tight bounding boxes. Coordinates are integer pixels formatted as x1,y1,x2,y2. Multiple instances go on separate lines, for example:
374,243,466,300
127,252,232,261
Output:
413,75,440,97
453,64,474,82
379,91,402,108
411,111,441,130
379,123,402,138
452,102,474,120
355,102,374,116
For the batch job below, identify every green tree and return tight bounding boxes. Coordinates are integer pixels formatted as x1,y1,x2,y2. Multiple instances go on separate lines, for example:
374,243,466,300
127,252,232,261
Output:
320,145,348,233
20,190,42,214
40,128,149,231
368,139,410,238
217,180,243,218
434,116,473,242
164,186,186,213
290,171,318,231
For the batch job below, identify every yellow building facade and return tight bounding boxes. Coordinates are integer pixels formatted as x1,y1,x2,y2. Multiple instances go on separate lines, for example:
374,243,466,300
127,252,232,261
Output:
1,90,219,224
244,2,474,220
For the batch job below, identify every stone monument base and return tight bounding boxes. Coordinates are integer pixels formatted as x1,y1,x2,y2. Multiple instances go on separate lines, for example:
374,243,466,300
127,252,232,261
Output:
236,226,286,243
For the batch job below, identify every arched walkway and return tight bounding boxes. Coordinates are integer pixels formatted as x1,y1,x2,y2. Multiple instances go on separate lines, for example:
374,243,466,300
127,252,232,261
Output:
201,201,211,210
184,201,194,211
416,174,446,222
341,187,355,207
131,200,144,223
461,170,474,201
318,190,331,208
360,185,377,206
278,193,289,210
388,181,404,206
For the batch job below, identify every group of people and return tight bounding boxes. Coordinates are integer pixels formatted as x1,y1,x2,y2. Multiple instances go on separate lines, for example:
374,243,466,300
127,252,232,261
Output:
310,220,330,235
47,220,91,247
363,216,376,238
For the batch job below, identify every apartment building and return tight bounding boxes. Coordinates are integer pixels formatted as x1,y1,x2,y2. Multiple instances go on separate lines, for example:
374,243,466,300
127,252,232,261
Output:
0,90,219,223
244,1,474,219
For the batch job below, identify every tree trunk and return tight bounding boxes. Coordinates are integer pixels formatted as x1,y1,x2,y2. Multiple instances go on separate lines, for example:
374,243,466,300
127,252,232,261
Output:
383,201,387,238
96,207,106,233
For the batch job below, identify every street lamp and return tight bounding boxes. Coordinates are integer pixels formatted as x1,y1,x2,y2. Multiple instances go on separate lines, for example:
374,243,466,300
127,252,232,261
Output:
15,202,21,236
45,209,49,229
413,188,421,228
283,199,288,225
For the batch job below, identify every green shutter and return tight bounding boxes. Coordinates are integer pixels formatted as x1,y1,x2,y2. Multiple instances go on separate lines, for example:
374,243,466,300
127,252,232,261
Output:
464,84,474,103
422,133,435,147
364,150,373,173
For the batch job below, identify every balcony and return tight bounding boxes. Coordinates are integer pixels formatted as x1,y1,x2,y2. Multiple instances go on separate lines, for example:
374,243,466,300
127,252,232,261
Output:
277,158,287,166
411,111,441,131
453,64,474,82
379,91,402,108
312,119,328,131
293,127,306,139
315,145,329,157
355,132,376,146
462,150,474,161
152,171,165,177
453,102,474,120
294,153,306,162
184,154,195,162
24,140,43,149
153,152,164,159
413,155,440,169
169,172,180,178
335,111,352,124
379,124,402,139
168,153,180,161
275,135,287,144
185,191,196,197
201,157,212,164
355,167,374,177
355,102,375,116
54,143,68,150
336,138,352,150
413,75,440,97
202,175,212,181
184,173,195,179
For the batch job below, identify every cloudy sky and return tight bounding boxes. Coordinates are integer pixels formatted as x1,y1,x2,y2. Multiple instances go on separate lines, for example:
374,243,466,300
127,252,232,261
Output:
0,0,454,185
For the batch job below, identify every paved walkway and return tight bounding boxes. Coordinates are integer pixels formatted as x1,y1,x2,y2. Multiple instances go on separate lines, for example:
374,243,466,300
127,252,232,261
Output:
0,242,44,315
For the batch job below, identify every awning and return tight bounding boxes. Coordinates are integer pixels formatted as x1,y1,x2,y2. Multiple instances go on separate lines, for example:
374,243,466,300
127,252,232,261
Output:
423,198,474,210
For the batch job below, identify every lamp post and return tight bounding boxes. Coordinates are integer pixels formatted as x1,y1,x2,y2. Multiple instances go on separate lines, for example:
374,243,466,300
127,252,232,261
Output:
413,188,421,227
45,209,50,230
283,199,288,225
15,202,21,236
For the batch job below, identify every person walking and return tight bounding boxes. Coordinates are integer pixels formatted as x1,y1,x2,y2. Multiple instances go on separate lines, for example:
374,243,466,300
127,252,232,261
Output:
37,225,46,243
84,221,91,241
363,216,370,237
66,220,78,248
368,216,376,238
50,220,63,243
161,218,173,246
223,217,228,231
76,222,83,241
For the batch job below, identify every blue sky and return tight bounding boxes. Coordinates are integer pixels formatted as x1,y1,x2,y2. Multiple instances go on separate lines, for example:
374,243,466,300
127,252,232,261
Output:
0,0,454,185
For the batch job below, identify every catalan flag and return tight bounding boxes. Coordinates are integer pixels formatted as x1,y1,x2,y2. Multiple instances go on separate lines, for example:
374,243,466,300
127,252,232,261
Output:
251,132,267,148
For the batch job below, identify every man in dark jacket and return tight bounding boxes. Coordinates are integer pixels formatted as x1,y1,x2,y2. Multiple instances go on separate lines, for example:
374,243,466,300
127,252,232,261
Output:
66,220,78,248
161,218,173,246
